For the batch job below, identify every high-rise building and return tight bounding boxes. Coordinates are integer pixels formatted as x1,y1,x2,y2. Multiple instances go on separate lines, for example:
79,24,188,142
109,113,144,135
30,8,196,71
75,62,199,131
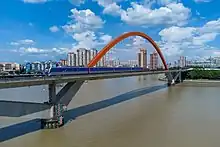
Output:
76,49,80,66
76,48,87,67
90,48,98,66
0,62,20,72
150,51,158,70
75,48,98,67
178,59,180,67
60,59,67,66
31,62,41,71
100,56,106,67
67,52,76,66
179,56,186,67
82,49,89,66
87,50,91,65
128,60,138,67
68,48,108,67
137,48,147,68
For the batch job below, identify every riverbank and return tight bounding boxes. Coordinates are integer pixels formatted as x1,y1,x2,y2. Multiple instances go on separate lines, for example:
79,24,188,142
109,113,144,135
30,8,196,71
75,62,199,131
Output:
184,79,220,83
158,77,220,86
181,79,220,87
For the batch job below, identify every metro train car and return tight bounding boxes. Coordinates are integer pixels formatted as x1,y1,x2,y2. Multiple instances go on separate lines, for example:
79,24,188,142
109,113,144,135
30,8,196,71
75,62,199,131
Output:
46,67,145,76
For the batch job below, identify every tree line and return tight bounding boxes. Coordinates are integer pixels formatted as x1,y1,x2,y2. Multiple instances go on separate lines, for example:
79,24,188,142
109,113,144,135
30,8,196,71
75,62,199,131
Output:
186,68,220,80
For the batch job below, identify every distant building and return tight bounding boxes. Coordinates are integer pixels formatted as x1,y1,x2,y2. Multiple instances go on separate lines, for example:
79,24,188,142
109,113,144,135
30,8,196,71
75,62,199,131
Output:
60,59,67,66
174,61,178,67
87,50,91,66
179,56,186,67
25,62,31,73
128,60,138,67
150,51,159,70
67,52,76,66
0,62,20,72
99,56,106,67
66,48,108,67
90,48,98,67
76,48,89,67
137,48,147,68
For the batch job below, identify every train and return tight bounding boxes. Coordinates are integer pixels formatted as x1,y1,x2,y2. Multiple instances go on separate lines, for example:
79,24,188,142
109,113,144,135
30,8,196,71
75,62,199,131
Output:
0,67,167,79
46,67,146,76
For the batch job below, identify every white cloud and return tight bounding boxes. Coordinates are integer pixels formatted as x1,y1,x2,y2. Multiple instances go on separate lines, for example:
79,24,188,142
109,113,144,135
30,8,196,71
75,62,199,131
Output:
144,0,181,7
159,42,184,57
194,0,212,3
15,47,69,55
103,3,122,16
100,34,112,44
22,0,48,3
10,42,20,46
62,8,104,34
52,47,69,54
10,39,35,46
158,18,220,58
120,2,191,26
71,31,112,50
156,0,181,5
114,48,131,52
72,31,97,49
62,8,111,51
199,18,220,34
213,51,220,56
193,33,218,45
22,0,85,5
93,0,124,7
101,1,191,27
68,0,85,6
132,36,146,47
159,26,196,42
20,47,45,53
49,25,60,32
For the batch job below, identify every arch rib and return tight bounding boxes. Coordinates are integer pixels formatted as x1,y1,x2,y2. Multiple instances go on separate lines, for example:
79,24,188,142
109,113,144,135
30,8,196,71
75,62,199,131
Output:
88,32,168,70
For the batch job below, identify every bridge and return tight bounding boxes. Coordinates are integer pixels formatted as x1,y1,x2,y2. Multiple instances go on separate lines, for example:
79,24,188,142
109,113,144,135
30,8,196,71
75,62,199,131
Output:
0,32,189,129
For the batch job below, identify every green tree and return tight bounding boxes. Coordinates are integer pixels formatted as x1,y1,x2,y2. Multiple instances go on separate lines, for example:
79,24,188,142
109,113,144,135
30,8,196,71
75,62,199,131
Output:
186,69,220,80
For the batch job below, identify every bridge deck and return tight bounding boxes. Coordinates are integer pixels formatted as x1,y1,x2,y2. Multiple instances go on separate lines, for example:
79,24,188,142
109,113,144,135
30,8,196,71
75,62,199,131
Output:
0,70,183,89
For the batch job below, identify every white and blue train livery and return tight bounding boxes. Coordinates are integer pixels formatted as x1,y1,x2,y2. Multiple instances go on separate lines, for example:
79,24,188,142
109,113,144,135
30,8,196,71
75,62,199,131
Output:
46,67,144,76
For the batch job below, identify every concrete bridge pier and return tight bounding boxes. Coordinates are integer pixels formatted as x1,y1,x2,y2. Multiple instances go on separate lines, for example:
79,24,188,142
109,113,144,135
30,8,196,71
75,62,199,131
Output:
174,71,183,84
41,80,84,129
166,70,184,86
41,83,64,129
166,72,175,86
167,79,175,86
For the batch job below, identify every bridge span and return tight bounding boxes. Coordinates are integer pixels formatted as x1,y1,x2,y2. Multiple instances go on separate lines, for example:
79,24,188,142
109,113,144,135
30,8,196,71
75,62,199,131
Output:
0,69,185,89
0,32,189,129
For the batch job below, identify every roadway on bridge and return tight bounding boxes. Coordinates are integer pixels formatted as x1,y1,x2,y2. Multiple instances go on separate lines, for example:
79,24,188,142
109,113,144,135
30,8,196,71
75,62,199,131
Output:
0,70,182,89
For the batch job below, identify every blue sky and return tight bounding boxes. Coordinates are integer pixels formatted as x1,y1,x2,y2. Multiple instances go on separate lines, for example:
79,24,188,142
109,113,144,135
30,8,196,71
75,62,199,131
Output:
1,0,220,63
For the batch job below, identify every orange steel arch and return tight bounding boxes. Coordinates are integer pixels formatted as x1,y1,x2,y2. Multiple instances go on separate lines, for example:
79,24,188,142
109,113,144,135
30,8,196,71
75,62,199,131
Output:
88,32,168,70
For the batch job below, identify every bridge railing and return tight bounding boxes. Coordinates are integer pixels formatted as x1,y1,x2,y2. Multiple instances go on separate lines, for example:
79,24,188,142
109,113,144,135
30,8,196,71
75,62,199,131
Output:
0,69,186,83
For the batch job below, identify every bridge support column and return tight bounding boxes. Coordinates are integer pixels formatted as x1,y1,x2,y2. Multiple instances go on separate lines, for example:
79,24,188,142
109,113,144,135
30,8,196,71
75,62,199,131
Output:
166,72,175,86
179,71,183,83
167,79,175,86
41,83,65,129
174,70,183,84
41,81,84,129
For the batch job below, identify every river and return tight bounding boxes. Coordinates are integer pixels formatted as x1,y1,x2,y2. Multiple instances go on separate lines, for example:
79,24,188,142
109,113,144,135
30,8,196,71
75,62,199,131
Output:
0,75,220,147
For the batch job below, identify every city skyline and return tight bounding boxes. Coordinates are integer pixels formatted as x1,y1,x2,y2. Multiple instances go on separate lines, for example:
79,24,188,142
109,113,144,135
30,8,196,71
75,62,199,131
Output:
1,0,220,63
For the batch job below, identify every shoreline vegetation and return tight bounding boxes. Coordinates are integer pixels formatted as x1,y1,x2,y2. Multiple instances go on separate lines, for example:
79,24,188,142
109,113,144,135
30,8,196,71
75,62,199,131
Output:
186,68,220,80
159,68,220,83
